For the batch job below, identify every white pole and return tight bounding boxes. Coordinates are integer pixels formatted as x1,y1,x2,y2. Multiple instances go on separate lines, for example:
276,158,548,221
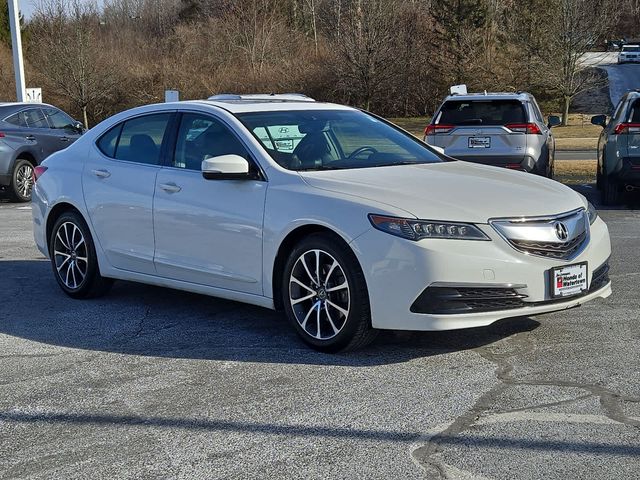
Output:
7,0,26,102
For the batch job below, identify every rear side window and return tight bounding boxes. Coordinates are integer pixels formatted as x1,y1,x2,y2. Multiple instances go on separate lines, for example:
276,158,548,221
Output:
113,113,172,165
436,100,526,126
4,111,27,127
97,124,123,157
23,108,49,128
629,100,640,123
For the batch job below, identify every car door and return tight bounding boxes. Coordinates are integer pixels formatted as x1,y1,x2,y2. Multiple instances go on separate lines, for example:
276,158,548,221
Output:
21,108,55,158
153,112,267,295
42,107,82,151
83,112,174,275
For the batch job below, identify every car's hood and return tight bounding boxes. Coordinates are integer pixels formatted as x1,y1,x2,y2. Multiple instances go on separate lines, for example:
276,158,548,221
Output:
299,161,585,223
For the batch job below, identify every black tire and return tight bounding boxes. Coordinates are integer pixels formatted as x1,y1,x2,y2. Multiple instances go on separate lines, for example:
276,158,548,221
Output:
596,167,603,190
9,158,34,202
281,233,377,352
602,174,621,206
49,211,113,299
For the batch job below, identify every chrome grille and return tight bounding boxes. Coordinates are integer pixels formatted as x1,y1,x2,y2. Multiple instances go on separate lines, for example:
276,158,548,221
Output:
511,230,588,259
490,208,589,261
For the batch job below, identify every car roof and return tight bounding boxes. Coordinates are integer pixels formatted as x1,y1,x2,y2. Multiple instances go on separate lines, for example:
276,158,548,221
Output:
183,99,354,114
442,92,531,102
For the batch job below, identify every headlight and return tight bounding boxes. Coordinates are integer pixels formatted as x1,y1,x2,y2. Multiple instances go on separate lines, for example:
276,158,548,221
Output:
587,202,598,225
368,214,490,241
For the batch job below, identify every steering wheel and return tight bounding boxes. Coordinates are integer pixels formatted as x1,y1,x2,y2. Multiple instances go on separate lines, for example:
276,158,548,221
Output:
348,146,378,160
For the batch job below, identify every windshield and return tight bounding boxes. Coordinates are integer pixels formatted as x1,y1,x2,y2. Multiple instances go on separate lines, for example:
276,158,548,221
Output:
436,99,526,126
623,46,640,52
236,109,444,171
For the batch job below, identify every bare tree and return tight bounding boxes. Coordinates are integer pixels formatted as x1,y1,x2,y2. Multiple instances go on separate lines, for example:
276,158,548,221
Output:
542,0,618,124
30,0,119,127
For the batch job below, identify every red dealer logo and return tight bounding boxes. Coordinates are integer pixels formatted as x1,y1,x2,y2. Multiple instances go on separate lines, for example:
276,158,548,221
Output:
557,277,563,288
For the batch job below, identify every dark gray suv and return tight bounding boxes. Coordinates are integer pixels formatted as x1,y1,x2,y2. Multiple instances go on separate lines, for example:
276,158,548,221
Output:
424,92,561,177
0,103,83,202
592,90,640,205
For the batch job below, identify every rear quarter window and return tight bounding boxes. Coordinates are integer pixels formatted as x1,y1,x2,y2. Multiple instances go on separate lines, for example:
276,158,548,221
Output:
97,124,123,158
437,100,526,126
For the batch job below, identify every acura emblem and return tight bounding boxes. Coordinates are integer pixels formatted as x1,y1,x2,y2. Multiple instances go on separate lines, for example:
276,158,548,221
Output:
555,222,569,241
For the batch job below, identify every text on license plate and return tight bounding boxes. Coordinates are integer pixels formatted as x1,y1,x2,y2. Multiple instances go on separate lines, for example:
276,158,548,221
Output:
468,137,491,148
551,263,588,297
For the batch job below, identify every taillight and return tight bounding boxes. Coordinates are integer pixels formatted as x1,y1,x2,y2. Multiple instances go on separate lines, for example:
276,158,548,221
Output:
613,123,640,134
505,123,542,134
0,132,5,138
33,165,48,182
424,124,454,136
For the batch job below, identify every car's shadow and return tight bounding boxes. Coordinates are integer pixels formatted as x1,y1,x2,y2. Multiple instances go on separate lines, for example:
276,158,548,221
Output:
0,259,540,366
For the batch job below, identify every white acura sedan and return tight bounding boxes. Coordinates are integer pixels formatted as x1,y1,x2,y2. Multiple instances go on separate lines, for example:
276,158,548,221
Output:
32,94,612,352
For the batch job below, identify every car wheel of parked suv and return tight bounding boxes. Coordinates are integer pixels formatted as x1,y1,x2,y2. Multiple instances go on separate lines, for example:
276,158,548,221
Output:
602,174,621,206
282,233,377,352
49,211,113,299
10,159,34,202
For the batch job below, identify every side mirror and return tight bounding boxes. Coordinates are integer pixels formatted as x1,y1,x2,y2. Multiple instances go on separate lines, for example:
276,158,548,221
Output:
202,154,251,180
73,121,85,134
591,114,607,128
547,115,562,128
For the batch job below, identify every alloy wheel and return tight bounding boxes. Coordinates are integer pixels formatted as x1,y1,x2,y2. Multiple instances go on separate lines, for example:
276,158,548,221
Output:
53,221,88,289
16,163,34,199
288,249,350,340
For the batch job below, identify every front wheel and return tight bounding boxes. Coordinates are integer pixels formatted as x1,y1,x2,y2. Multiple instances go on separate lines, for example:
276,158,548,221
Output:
282,233,377,352
49,211,113,299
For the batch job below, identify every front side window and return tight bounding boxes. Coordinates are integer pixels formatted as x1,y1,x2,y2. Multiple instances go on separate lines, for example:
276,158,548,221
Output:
114,113,172,165
23,108,49,128
4,111,27,127
173,113,248,170
44,108,76,130
436,100,526,126
237,109,443,171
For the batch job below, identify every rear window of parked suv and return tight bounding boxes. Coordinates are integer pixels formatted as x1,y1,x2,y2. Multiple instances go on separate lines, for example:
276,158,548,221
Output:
436,100,526,126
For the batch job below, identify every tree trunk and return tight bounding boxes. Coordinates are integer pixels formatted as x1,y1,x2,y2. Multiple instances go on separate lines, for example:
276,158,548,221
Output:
562,95,570,126
82,105,89,129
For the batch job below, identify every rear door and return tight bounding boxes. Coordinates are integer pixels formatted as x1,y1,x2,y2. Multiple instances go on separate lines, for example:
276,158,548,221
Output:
22,107,62,158
83,112,174,275
427,99,528,166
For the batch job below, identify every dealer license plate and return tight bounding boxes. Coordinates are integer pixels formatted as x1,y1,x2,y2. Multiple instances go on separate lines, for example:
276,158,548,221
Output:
550,263,588,298
468,137,491,148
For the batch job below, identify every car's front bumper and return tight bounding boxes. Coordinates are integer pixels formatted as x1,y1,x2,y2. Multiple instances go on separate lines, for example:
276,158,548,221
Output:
350,216,612,331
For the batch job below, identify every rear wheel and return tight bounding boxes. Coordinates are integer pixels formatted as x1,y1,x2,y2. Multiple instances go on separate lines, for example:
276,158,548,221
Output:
282,233,377,352
9,159,34,202
49,211,113,299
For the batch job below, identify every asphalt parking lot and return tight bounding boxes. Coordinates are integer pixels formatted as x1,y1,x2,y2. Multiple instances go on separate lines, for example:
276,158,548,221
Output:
0,187,639,480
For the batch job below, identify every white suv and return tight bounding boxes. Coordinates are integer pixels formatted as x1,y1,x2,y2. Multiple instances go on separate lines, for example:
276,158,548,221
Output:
618,44,640,63
32,94,612,351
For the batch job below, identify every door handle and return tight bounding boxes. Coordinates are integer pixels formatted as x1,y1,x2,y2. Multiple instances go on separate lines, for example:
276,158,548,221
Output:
60,136,70,142
159,182,181,193
25,135,35,141
91,169,111,178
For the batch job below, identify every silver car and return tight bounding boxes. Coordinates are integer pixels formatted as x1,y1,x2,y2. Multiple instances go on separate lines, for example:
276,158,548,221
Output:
424,92,561,177
591,90,640,205
0,102,84,202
